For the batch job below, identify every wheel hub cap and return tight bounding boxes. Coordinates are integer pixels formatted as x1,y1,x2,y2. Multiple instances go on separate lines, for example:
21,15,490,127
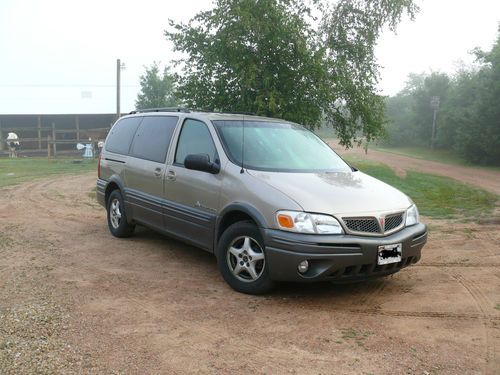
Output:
226,236,265,282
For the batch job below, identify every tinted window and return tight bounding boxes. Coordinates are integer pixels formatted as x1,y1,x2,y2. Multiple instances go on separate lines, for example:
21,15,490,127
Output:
130,116,178,163
175,119,218,165
105,117,142,155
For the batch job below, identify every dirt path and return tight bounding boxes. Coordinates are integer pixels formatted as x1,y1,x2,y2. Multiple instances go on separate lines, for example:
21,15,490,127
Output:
329,141,500,195
1,173,499,374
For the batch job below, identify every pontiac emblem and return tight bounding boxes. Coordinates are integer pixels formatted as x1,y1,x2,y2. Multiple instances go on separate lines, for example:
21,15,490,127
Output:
379,216,385,230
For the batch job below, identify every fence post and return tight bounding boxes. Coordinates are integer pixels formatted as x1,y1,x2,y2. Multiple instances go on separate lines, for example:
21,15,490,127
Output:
75,115,80,143
51,122,56,157
47,135,51,159
0,120,3,151
37,115,42,150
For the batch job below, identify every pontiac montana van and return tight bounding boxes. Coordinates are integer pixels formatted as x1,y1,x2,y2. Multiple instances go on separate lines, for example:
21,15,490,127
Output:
96,108,427,294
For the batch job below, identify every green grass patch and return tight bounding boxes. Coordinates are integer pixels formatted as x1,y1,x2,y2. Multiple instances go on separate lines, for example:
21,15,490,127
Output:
374,146,500,172
345,157,498,220
0,157,97,188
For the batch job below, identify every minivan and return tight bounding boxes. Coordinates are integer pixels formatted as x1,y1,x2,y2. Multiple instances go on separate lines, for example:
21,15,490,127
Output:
96,108,427,294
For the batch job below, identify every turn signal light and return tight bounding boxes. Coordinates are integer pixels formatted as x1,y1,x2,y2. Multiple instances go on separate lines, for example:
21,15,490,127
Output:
277,214,294,228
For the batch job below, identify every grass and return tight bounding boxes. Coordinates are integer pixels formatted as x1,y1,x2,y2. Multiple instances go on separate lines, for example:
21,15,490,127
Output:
373,146,500,172
345,156,498,220
340,328,372,349
0,155,497,221
0,157,97,188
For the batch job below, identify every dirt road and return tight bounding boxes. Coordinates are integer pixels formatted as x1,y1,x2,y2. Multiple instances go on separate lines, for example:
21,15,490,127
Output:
1,173,499,374
330,142,500,195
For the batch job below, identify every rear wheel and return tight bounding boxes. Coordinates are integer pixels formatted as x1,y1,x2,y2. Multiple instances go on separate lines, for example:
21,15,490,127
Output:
107,190,135,238
217,221,274,294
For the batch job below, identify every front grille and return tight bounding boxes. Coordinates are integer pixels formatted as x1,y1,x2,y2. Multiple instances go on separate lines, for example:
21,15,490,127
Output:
343,218,380,234
384,213,403,232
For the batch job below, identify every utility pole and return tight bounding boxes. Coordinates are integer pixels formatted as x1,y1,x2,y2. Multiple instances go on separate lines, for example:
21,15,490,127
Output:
430,96,440,150
116,59,126,121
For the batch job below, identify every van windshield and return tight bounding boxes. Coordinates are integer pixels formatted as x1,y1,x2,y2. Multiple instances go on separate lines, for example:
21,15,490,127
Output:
212,120,351,172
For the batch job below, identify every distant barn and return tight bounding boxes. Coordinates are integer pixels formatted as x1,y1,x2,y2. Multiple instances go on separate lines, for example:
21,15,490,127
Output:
0,113,118,156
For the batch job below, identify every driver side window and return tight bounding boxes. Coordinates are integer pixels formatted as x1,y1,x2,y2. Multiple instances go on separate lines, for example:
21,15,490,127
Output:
175,119,218,166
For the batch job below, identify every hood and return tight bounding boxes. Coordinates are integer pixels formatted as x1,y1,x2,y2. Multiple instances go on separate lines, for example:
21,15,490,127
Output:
247,170,412,216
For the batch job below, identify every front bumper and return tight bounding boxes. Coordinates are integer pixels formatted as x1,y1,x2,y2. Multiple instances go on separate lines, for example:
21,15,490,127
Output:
263,223,427,282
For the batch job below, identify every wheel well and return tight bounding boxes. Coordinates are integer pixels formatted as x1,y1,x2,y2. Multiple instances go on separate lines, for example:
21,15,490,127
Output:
217,211,256,241
105,182,120,205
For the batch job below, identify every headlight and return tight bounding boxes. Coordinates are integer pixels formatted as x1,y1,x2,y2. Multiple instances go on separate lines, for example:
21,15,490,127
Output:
276,210,344,234
405,204,419,226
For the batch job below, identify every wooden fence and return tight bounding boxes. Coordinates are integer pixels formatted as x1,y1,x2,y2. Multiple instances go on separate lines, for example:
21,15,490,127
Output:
0,122,110,157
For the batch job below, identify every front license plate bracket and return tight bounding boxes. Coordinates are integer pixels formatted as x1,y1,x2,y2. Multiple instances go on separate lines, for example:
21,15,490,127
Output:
377,243,402,265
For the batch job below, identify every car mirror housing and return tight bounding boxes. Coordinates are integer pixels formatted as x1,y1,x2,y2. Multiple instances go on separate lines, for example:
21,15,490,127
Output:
184,153,220,174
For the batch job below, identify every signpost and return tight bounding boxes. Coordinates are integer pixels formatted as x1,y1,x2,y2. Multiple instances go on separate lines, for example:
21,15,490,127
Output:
430,96,440,149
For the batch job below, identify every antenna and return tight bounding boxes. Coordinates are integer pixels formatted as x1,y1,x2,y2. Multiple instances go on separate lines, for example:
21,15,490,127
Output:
240,115,245,174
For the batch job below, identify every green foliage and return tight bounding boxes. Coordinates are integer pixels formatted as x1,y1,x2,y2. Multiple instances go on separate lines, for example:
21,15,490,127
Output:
384,26,500,165
135,63,178,110
166,0,417,147
384,72,450,147
0,158,96,188
346,158,498,219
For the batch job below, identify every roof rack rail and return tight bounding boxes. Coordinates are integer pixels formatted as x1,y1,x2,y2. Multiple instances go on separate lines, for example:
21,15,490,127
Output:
224,111,257,116
129,107,191,114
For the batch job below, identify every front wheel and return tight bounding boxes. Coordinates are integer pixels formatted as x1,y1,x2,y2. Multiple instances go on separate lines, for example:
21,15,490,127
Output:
216,221,274,294
107,190,135,238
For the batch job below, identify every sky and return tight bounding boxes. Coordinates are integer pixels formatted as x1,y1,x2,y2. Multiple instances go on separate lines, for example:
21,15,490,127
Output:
0,0,499,115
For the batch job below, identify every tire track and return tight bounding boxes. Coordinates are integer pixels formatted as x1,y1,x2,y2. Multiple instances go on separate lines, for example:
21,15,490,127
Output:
418,263,500,268
450,273,498,374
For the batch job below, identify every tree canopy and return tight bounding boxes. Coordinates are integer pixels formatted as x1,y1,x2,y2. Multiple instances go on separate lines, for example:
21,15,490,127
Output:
384,26,500,165
135,63,178,110
166,0,417,147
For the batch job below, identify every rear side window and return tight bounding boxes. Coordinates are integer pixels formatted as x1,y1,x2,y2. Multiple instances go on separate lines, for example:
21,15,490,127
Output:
175,119,218,165
130,116,178,163
105,117,142,155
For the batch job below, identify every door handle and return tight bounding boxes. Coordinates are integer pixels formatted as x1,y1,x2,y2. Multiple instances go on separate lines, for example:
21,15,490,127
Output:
154,167,162,177
166,170,176,181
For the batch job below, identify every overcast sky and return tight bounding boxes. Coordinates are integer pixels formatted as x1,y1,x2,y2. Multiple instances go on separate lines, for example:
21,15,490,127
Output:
0,0,499,114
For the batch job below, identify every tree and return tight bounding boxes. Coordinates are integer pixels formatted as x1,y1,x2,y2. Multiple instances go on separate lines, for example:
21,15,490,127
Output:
135,63,178,109
451,30,500,164
384,26,500,165
166,0,417,147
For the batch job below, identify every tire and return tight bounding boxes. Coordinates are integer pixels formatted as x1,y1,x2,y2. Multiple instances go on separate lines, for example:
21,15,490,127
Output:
107,190,135,238
216,221,274,294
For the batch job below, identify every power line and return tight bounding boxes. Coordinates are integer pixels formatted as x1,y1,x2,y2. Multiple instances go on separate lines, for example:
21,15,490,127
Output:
0,84,139,88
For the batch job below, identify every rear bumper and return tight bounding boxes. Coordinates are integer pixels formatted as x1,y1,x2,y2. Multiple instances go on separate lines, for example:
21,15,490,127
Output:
263,223,427,282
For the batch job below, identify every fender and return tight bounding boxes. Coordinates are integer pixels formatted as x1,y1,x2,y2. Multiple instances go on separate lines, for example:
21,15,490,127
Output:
103,175,136,223
214,202,270,250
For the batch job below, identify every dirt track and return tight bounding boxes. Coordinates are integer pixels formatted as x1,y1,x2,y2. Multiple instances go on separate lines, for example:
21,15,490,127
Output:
0,173,499,374
330,142,500,195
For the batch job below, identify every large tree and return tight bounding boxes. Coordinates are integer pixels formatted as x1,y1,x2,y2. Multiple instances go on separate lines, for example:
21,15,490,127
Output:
166,0,417,147
384,26,500,165
135,63,178,109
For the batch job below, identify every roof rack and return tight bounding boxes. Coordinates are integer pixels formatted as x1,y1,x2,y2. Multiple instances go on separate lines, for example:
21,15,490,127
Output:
129,107,191,114
223,111,257,116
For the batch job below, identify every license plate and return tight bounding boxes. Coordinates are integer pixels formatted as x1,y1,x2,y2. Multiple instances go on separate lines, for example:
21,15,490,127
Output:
377,243,402,265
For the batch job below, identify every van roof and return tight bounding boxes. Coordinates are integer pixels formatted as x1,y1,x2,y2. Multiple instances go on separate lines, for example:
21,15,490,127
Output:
126,108,292,124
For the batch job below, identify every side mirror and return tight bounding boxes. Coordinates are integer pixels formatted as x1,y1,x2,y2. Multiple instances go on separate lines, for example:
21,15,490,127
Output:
184,154,220,174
